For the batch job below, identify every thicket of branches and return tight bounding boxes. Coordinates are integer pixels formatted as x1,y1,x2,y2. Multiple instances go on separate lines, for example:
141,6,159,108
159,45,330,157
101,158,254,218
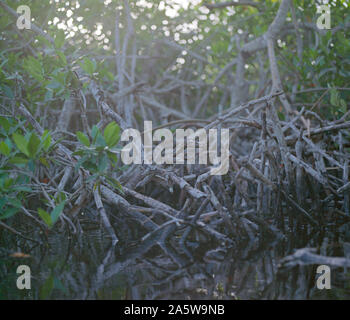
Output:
0,0,350,275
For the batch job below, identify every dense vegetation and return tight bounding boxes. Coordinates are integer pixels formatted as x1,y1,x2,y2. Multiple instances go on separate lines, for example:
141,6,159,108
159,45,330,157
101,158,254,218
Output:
0,0,349,299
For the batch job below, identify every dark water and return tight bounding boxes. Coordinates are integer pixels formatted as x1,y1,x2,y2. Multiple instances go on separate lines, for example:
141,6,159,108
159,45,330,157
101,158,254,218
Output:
1,225,350,300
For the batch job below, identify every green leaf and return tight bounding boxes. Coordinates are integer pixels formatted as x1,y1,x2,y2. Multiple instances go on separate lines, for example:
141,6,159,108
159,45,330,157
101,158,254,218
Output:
51,201,65,225
96,134,106,147
0,117,11,133
7,198,22,208
38,208,52,228
46,81,62,90
277,111,285,121
8,157,28,165
330,88,340,107
1,84,14,99
104,122,120,147
45,90,53,102
86,173,98,183
0,207,19,220
56,51,67,66
0,141,10,156
0,197,7,210
91,125,105,146
47,137,63,152
28,132,41,158
36,35,51,47
74,154,89,171
91,125,99,142
53,276,68,295
41,130,52,151
56,192,66,203
72,149,85,156
76,131,90,147
105,176,124,194
3,178,13,189
68,71,81,90
339,99,347,114
97,153,109,172
39,157,49,167
12,133,29,157
12,186,32,192
23,56,44,82
40,275,54,300
54,30,65,49
80,58,95,75
107,150,118,166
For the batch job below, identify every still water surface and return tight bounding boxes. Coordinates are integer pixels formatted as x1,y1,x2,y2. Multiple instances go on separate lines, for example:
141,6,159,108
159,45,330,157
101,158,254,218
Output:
1,227,350,299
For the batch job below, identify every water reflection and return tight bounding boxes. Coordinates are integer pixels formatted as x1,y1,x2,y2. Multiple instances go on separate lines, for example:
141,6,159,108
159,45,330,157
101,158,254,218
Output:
1,229,349,300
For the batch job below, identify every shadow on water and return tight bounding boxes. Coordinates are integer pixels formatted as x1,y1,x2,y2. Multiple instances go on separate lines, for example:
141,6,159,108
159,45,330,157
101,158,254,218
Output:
1,224,350,300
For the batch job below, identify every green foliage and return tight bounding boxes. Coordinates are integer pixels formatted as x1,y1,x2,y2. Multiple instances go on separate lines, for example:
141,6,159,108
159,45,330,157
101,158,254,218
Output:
54,30,66,50
103,121,120,148
23,56,44,83
0,116,53,222
74,122,123,193
38,208,53,228
80,57,96,76
51,201,66,225
0,171,29,220
0,0,348,233
38,201,66,228
0,141,11,156
12,132,30,157
40,275,54,300
330,86,347,115
11,130,52,160
76,131,90,147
